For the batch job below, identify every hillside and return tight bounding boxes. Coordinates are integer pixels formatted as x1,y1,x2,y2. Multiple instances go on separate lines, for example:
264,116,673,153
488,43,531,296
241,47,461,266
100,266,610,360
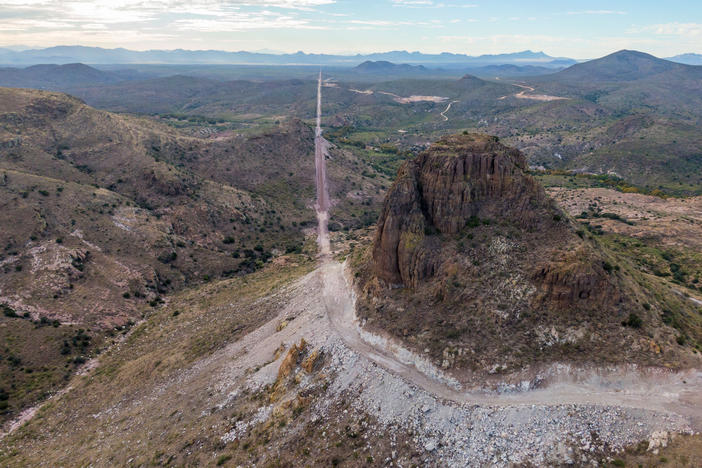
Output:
553,50,687,83
0,64,123,90
468,63,563,77
352,133,701,383
0,87,386,423
9,51,699,197
1,131,701,467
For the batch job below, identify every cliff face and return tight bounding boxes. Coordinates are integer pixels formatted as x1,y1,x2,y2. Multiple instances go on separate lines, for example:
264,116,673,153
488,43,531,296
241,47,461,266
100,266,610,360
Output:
357,133,693,380
372,133,548,287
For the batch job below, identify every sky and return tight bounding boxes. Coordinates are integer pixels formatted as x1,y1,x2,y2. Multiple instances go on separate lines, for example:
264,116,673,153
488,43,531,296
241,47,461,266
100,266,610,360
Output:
0,0,700,59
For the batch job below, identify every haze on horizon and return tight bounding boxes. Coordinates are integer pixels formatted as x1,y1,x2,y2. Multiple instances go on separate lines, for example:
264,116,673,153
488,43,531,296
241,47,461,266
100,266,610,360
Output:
0,0,700,60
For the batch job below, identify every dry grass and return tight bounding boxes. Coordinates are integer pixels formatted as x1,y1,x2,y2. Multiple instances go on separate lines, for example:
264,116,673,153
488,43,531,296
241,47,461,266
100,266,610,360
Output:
0,257,314,466
617,433,702,467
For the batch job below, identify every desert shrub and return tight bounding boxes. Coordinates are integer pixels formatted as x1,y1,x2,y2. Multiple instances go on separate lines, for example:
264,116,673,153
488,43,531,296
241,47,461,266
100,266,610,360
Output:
622,313,642,328
286,244,302,254
157,251,177,264
2,304,19,318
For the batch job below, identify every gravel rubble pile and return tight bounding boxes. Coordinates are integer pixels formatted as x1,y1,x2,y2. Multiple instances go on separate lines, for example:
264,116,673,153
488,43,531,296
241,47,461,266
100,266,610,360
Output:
314,337,694,466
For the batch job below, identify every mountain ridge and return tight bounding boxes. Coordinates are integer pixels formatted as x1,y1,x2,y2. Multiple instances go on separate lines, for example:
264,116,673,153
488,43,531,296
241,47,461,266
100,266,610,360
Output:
0,45,575,67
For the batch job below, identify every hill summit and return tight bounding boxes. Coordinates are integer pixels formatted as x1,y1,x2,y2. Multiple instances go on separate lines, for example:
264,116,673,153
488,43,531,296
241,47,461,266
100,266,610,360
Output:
353,133,698,384
555,49,686,82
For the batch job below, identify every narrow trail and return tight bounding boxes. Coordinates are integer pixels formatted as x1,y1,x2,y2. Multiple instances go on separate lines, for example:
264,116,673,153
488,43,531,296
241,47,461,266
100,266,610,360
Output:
313,72,702,426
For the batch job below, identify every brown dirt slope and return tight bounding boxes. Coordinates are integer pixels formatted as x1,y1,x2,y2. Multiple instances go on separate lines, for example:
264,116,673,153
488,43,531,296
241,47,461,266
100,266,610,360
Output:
0,86,386,425
0,86,384,328
353,133,701,383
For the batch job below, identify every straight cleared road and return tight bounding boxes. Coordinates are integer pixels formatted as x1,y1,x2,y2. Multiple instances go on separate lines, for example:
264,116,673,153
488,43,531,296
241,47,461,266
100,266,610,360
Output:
315,71,331,255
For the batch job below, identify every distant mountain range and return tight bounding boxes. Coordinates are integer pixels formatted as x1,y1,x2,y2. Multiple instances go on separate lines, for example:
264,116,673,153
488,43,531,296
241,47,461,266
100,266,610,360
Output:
351,60,565,78
667,53,702,66
352,61,429,74
0,46,576,68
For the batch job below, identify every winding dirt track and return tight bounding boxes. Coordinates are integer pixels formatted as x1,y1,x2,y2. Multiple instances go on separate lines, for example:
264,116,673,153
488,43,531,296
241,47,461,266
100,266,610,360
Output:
440,100,459,121
498,83,567,102
314,72,702,427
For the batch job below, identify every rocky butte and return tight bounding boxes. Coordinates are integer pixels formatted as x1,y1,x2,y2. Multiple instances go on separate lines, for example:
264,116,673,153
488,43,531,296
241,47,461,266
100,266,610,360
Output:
353,133,700,385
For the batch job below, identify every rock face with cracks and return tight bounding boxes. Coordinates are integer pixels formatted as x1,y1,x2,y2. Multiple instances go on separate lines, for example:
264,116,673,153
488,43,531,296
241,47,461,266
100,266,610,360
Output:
359,133,699,378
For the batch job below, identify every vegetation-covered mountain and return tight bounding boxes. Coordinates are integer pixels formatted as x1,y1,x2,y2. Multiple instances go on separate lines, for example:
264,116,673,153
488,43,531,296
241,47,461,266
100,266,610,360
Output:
0,86,386,423
0,63,124,90
4,50,699,198
551,50,693,83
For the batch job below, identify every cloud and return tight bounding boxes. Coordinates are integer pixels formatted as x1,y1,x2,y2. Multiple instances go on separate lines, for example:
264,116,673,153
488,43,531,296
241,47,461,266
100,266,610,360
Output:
174,12,327,31
390,0,477,8
391,0,433,5
565,10,626,15
641,22,702,38
0,0,337,35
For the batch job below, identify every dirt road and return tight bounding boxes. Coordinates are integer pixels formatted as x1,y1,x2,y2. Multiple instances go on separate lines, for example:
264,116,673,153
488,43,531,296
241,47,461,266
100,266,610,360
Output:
440,100,459,121
499,83,567,102
312,73,702,426
315,71,331,255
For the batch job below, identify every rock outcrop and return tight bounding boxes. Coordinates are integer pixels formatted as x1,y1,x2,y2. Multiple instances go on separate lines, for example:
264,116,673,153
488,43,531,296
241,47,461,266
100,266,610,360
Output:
355,132,693,380
372,133,550,287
